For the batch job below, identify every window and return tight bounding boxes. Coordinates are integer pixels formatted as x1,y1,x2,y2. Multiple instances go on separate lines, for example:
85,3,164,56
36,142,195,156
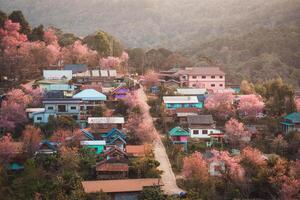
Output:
220,76,223,79
192,76,197,79
193,130,199,135
47,106,54,110
58,105,66,112
202,130,208,134
211,76,215,79
219,84,223,87
37,117,42,121
80,106,85,111
202,76,206,79
211,84,215,87
70,106,77,110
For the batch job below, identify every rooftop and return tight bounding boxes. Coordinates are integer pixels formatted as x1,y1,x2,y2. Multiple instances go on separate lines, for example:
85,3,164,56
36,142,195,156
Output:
163,96,199,104
80,140,106,146
177,67,225,76
126,145,146,156
283,112,300,123
73,89,107,101
88,117,125,124
169,126,190,136
176,88,207,95
64,64,88,74
82,178,163,193
187,115,215,125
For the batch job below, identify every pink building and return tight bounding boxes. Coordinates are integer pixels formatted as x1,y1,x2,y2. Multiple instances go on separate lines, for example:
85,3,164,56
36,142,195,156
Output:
177,67,225,91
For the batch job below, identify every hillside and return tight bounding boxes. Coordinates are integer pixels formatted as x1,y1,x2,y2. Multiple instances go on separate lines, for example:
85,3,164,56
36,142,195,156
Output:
184,26,300,86
0,0,299,48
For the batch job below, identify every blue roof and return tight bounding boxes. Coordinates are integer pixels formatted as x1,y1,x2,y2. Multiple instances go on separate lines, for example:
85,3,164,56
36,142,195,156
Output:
81,129,95,140
284,112,300,123
73,89,107,101
104,128,126,139
40,140,58,150
107,135,127,145
64,64,87,74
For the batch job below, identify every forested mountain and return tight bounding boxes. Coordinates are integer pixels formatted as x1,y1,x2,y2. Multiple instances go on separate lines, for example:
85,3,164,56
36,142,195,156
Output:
0,0,299,49
184,26,300,86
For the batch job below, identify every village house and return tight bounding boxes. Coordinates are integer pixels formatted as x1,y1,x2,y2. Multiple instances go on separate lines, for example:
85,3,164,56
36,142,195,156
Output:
169,126,190,151
88,117,125,133
73,69,117,85
176,67,225,91
110,86,130,100
281,112,300,134
175,107,199,125
125,145,146,157
163,96,203,110
35,140,59,155
96,146,129,180
81,178,163,200
187,115,223,145
1,142,25,172
202,151,225,176
64,64,88,74
102,128,127,150
80,140,106,154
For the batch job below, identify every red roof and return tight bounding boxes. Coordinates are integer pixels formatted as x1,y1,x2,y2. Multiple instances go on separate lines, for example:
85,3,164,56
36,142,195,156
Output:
175,107,199,113
96,162,129,172
126,145,146,157
82,178,163,193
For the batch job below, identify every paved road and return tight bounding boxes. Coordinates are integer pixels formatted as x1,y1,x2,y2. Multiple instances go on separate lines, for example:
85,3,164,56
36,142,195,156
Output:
136,88,185,195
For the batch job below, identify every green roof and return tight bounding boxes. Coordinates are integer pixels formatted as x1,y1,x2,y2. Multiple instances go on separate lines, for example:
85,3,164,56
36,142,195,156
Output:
284,112,300,123
169,126,190,136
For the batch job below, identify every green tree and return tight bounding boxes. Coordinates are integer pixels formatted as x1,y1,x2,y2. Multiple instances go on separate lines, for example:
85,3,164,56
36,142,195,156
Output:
0,10,7,28
255,77,295,116
28,25,44,41
90,106,104,117
83,31,112,56
138,186,165,200
59,33,79,46
9,10,31,35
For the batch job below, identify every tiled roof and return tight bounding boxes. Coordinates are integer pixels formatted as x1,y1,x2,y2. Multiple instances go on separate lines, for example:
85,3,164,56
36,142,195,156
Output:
169,126,190,136
177,67,225,76
82,178,163,193
175,107,199,114
187,115,214,125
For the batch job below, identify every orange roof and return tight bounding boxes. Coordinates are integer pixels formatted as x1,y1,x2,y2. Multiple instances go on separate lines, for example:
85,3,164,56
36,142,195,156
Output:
96,162,129,172
82,178,163,193
126,145,145,157
175,107,199,113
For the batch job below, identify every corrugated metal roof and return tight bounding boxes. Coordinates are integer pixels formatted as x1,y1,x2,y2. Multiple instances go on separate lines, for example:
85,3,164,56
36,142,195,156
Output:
187,115,214,125
88,117,125,124
73,89,107,101
80,140,106,145
177,88,207,95
177,67,225,76
64,64,88,74
163,96,199,104
283,112,300,123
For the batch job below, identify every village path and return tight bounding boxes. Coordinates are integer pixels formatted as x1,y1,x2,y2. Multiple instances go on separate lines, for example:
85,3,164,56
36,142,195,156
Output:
135,88,185,195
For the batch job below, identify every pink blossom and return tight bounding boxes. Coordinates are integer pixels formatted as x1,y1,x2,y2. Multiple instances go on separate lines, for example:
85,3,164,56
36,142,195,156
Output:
241,146,267,166
120,51,129,62
204,93,235,120
44,28,58,46
295,98,300,112
238,94,265,118
100,56,121,69
183,152,209,181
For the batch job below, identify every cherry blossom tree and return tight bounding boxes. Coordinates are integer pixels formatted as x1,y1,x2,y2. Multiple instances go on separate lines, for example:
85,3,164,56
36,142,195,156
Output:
225,118,250,148
0,133,16,163
271,135,288,156
295,98,300,112
99,56,121,68
120,51,129,63
43,28,58,46
62,40,97,66
183,152,209,182
210,149,245,182
143,70,159,87
241,146,267,167
204,93,235,120
238,94,265,119
0,88,31,131
21,83,44,107
22,125,42,156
